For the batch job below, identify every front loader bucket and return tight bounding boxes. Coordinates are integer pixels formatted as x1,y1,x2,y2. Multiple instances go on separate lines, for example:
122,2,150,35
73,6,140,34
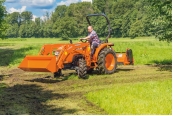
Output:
18,55,57,73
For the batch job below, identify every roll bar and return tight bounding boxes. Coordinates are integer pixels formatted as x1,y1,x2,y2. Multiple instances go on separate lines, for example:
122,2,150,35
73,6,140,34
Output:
86,14,111,43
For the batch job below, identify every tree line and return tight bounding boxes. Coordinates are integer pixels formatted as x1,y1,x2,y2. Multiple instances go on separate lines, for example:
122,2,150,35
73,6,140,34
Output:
0,0,172,41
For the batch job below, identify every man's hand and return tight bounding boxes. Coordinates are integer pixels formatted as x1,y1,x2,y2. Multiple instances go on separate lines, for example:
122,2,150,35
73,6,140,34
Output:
80,38,88,43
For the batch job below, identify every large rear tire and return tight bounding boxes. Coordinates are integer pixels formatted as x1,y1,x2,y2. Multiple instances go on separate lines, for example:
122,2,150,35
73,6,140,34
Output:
98,48,117,74
78,59,87,79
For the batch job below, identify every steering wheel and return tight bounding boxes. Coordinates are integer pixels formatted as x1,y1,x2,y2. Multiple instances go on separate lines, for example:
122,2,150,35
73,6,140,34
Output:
80,38,88,43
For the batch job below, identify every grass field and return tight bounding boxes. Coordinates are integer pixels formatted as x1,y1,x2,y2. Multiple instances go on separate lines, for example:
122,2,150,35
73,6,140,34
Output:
0,37,171,66
0,37,172,114
86,79,172,114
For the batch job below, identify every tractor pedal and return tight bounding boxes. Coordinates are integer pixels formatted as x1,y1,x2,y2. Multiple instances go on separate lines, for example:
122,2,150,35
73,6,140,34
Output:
91,63,95,66
70,66,75,70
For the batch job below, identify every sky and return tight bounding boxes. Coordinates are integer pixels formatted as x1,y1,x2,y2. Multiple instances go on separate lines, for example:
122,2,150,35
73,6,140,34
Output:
4,0,82,20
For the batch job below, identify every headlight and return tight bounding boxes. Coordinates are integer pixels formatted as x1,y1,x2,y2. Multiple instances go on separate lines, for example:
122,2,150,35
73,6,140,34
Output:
54,51,59,56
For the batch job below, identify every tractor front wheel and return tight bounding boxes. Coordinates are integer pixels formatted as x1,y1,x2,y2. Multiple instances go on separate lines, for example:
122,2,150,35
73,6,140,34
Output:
78,58,87,79
98,48,117,74
54,69,62,78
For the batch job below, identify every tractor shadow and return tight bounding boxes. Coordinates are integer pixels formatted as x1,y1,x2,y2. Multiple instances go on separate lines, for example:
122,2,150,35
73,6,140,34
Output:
25,73,77,83
116,68,135,72
0,84,77,115
25,67,134,84
25,76,63,84
147,59,172,72
87,67,135,76
25,73,78,83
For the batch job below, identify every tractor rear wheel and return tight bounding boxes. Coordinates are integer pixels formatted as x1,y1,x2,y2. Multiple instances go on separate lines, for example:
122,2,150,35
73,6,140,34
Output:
78,58,87,79
98,48,117,74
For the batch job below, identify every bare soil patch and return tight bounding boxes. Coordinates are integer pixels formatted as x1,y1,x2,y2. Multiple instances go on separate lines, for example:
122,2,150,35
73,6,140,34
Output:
0,65,172,114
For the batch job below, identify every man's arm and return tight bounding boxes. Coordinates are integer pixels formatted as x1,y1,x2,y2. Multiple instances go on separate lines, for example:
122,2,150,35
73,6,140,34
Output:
80,36,90,41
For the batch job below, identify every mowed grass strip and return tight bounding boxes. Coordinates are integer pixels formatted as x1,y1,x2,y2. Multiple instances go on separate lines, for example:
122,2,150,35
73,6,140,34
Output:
86,79,172,115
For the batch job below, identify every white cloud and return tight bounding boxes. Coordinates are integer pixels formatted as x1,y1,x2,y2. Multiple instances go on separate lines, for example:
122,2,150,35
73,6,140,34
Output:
20,6,26,12
20,0,55,8
57,0,80,6
8,6,26,13
40,15,47,21
32,15,37,21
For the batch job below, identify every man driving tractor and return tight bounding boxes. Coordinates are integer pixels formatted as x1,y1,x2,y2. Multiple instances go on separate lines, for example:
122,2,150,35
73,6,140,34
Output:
80,26,101,59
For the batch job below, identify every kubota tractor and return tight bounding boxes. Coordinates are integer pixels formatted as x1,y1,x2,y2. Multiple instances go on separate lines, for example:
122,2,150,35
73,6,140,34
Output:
18,14,134,79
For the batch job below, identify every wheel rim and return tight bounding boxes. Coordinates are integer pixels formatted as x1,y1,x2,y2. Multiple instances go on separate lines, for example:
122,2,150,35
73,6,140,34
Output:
105,53,115,71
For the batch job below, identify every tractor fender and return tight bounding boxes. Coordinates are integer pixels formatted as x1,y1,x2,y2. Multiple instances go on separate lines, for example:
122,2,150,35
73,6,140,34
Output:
72,54,84,64
94,43,114,61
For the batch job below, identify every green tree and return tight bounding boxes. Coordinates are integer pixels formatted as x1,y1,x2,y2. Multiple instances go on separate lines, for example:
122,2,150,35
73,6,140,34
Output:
42,20,54,38
5,12,21,38
21,11,33,23
5,0,169,39
111,0,135,37
53,17,78,39
51,5,67,23
6,12,21,25
67,2,94,36
93,0,106,13
149,0,172,42
0,0,7,39
6,23,19,38
34,17,42,37
19,21,35,38
18,11,34,38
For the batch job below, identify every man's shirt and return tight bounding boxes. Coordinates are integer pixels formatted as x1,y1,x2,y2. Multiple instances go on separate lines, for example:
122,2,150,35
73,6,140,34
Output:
88,30,101,45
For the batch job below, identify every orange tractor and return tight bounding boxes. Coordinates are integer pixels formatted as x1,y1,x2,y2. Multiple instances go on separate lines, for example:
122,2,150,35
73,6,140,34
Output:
18,14,134,79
